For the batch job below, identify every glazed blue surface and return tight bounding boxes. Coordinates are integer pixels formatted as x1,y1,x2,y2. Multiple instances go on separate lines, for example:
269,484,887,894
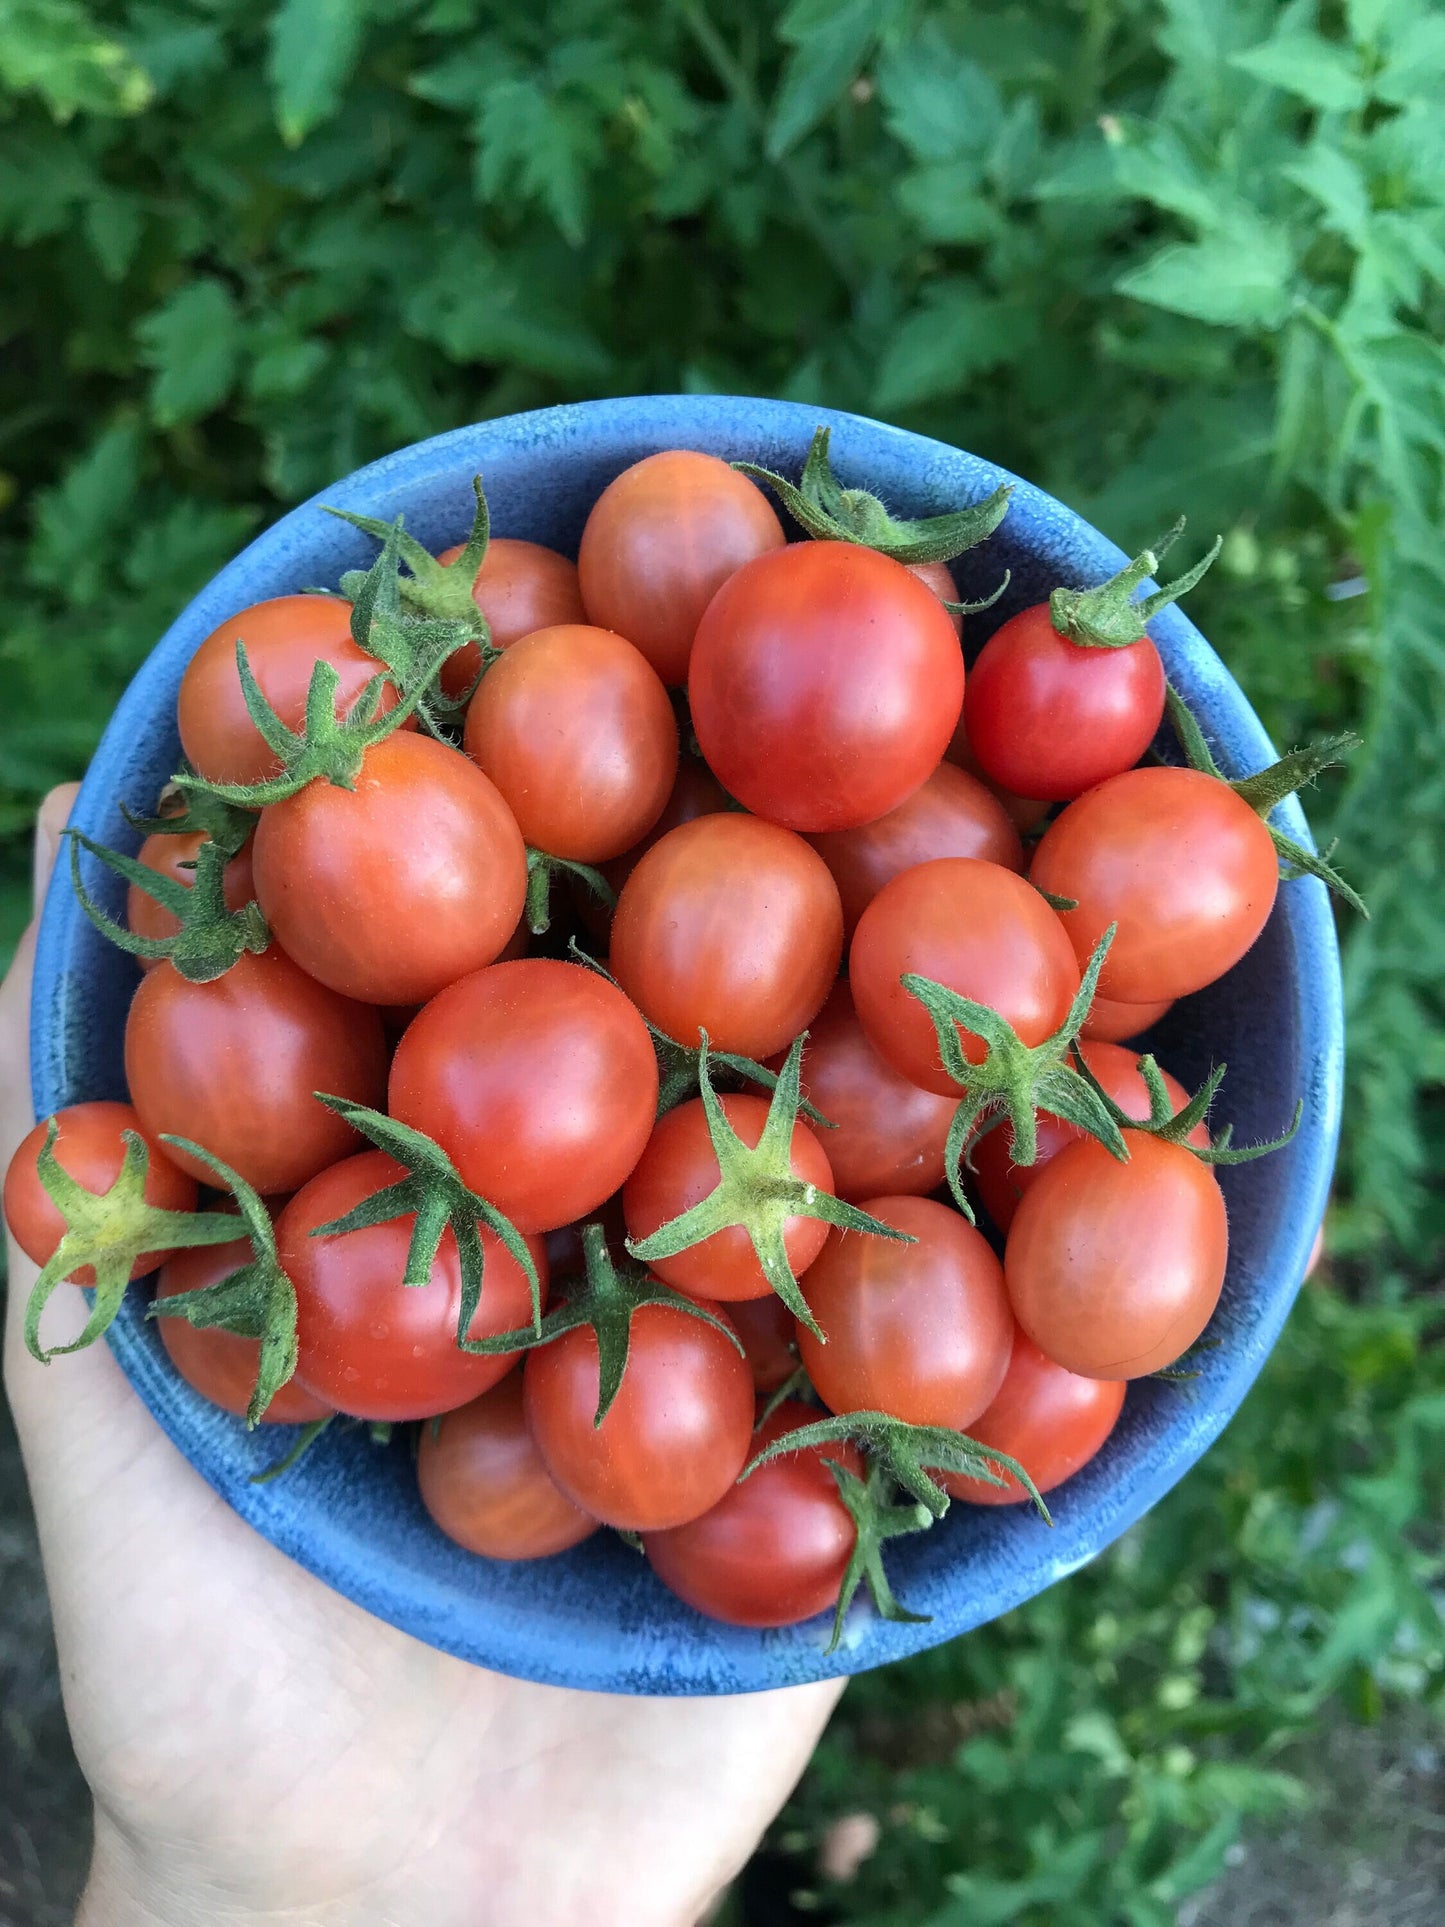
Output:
30,397,1343,1695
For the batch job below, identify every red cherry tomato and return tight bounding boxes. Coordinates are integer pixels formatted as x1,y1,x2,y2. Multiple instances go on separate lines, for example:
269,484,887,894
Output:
849,858,1080,1097
971,1039,1209,1232
945,721,1050,832
388,959,659,1234
609,814,843,1060
416,1370,598,1559
726,1294,798,1394
1080,993,1173,1043
251,732,527,1005
964,604,1166,801
690,542,965,832
1029,767,1280,1002
643,1401,863,1627
123,947,387,1194
4,1102,198,1281
907,558,962,637
941,1331,1125,1505
1005,1131,1228,1378
126,832,257,969
462,624,678,863
768,982,956,1202
523,1298,754,1530
622,1093,834,1302
807,761,1023,939
279,1151,547,1421
577,450,785,685
154,1241,332,1424
434,536,586,699
578,757,733,942
177,596,408,787
798,1195,1013,1430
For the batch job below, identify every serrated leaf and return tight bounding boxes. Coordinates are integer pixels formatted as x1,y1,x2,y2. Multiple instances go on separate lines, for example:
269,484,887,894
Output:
267,0,367,146
876,25,1002,164
474,76,595,246
1117,222,1295,330
767,0,887,161
1285,143,1372,248
25,420,141,603
1231,33,1367,113
0,0,153,118
873,281,1017,412
135,277,241,426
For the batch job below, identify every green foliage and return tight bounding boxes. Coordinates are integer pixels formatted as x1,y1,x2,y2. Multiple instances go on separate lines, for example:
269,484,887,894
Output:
2,0,1442,1915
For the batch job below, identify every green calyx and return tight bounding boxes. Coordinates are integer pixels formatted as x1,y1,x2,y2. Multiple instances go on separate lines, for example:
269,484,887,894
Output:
1069,1045,1304,1166
121,785,255,859
331,474,493,642
461,1221,744,1428
525,850,615,936
22,1122,246,1364
1048,518,1222,649
735,425,1013,565
309,1096,541,1349
902,926,1128,1219
1165,682,1367,914
66,829,268,983
145,1138,299,1426
250,1414,335,1483
623,1032,912,1342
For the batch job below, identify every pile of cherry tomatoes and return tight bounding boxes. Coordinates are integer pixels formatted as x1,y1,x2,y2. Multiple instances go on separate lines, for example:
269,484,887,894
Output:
4,430,1352,1645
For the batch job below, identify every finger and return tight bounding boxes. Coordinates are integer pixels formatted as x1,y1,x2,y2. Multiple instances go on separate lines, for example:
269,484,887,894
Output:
33,781,82,907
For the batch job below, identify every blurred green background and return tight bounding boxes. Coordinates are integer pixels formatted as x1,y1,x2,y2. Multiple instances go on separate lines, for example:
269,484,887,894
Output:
1,1,1442,1921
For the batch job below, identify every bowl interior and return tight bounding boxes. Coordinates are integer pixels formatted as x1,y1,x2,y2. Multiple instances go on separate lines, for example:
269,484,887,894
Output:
30,397,1342,1694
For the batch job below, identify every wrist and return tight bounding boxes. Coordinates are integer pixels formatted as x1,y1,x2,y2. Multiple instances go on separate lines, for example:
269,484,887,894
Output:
77,1818,236,1927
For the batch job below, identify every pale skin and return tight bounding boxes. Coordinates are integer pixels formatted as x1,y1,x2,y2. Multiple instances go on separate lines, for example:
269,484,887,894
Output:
2,785,844,1927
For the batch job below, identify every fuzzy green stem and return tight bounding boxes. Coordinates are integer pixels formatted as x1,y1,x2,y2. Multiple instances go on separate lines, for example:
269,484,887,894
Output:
1049,519,1221,649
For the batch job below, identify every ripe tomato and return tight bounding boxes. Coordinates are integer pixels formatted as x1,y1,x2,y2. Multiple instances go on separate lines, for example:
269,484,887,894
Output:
690,542,965,832
154,1241,332,1424
849,858,1080,1097
462,624,677,863
1006,1131,1228,1378
1029,767,1280,1002
971,1039,1208,1233
644,1401,862,1627
609,814,842,1060
416,1371,598,1559
964,604,1165,800
124,947,387,1194
177,596,408,787
798,1195,1013,1430
279,1151,548,1421
434,536,586,699
251,731,527,1005
578,757,732,941
523,1298,754,1530
577,450,785,685
769,982,955,1202
388,958,659,1233
1080,993,1173,1043
4,1102,198,1280
726,1294,798,1394
622,1093,834,1301
908,559,962,637
127,832,257,968
807,761,1023,938
945,722,1050,832
941,1331,1125,1505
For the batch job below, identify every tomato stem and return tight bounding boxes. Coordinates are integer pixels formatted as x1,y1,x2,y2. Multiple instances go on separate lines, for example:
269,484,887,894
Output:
66,830,269,983
1049,519,1221,649
1067,1044,1305,1166
525,850,614,936
328,474,495,663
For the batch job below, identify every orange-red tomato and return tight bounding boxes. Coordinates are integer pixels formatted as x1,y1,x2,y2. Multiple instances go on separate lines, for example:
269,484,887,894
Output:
945,720,1050,832
1005,1131,1228,1378
462,623,677,862
126,832,257,968
435,536,586,699
577,450,785,685
941,1331,1125,1505
154,1242,333,1424
577,757,733,942
417,1371,598,1559
1080,993,1174,1043
726,1294,798,1394
908,558,962,637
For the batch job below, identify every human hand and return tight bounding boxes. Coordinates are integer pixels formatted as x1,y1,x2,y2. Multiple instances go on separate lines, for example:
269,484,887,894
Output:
2,786,844,1927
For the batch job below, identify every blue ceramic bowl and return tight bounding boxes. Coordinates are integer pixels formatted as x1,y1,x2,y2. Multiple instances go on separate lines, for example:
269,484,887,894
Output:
30,397,1342,1694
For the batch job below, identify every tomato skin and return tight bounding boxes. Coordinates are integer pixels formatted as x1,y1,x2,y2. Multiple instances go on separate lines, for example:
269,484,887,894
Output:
808,761,1023,939
154,1242,332,1424
768,982,956,1203
1006,1131,1228,1379
251,732,527,1006
690,542,965,833
123,948,387,1194
279,1151,548,1422
850,858,1080,1097
965,605,1166,801
577,450,785,686
644,1402,862,1628
435,536,586,699
417,1371,598,1559
4,1102,198,1281
971,1039,1208,1233
462,624,678,863
1029,767,1280,1002
940,1331,1125,1505
177,597,408,787
610,813,843,1060
1080,993,1173,1043
726,1294,798,1394
908,559,962,637
127,833,257,969
798,1195,1013,1431
523,1298,754,1530
388,958,659,1234
945,722,1050,833
622,1094,834,1302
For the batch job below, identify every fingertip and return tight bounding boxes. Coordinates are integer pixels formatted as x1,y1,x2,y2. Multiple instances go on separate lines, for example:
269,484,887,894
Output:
33,782,82,908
